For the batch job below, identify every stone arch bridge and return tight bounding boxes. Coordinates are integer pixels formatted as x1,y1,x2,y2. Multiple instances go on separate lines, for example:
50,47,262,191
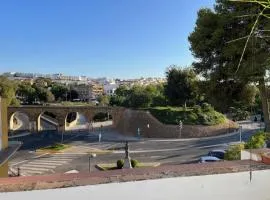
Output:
8,106,126,133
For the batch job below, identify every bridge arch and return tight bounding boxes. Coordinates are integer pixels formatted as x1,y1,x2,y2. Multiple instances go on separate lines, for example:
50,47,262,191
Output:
8,106,126,133
65,111,91,131
9,111,30,133
37,111,59,132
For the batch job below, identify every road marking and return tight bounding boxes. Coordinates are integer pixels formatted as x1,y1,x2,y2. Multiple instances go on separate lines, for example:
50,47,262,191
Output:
32,153,49,159
20,164,57,169
27,161,64,165
19,166,51,171
150,156,162,158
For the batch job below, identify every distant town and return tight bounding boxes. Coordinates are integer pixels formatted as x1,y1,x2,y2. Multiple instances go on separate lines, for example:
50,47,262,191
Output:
1,72,166,103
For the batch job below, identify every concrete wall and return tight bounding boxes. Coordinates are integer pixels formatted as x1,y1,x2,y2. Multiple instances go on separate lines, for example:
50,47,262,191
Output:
0,98,8,177
115,109,238,138
1,170,270,200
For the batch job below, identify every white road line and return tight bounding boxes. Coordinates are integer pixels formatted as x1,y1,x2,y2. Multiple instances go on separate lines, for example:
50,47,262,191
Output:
49,156,78,159
27,161,64,166
30,160,68,164
20,164,57,169
41,158,72,161
19,166,51,171
32,153,49,159
21,170,43,175
53,153,86,155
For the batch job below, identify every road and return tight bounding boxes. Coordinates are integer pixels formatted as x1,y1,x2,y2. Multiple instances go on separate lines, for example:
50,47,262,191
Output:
8,120,262,176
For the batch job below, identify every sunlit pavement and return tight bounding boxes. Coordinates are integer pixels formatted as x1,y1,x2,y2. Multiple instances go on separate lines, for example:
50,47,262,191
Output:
8,120,262,175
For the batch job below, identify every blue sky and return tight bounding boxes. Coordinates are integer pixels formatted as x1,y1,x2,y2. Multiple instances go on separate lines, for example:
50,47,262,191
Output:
0,0,214,79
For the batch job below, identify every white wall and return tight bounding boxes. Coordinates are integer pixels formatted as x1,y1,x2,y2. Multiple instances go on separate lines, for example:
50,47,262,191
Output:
1,170,270,200
241,150,262,161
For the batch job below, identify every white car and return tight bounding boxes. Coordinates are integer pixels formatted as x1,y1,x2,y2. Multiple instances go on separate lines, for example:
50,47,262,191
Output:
199,156,221,163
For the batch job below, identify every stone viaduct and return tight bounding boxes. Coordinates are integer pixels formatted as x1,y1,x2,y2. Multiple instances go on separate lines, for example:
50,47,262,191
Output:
7,105,238,138
8,106,126,133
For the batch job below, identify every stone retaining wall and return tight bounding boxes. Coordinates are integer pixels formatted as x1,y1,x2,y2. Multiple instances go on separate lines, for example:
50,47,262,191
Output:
115,109,238,138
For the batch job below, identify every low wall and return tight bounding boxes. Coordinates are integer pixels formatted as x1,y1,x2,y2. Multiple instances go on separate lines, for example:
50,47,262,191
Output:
1,170,269,200
115,109,238,138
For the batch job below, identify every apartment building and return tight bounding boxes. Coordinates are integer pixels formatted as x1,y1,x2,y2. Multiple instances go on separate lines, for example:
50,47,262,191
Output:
71,83,104,101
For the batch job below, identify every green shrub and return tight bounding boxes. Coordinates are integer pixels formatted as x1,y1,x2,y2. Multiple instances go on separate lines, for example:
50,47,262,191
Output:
230,107,250,121
224,143,245,160
116,159,124,169
131,159,139,168
201,103,213,112
148,106,226,126
193,105,201,113
187,112,198,123
245,131,266,149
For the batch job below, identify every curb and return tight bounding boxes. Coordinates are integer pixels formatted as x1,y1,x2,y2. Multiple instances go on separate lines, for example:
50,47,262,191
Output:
143,128,260,142
8,132,31,139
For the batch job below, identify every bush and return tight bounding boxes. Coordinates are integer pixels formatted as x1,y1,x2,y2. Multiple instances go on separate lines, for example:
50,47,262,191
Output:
193,105,201,113
201,103,213,112
148,106,226,126
116,159,124,169
224,143,245,160
245,131,266,149
131,159,139,168
230,107,250,121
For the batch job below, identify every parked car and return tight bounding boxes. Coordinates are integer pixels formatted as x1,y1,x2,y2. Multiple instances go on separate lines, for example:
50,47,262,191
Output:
207,150,226,159
199,156,221,163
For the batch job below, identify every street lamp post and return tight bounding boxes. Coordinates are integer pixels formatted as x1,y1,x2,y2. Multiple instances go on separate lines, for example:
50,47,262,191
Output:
179,120,183,138
239,125,243,142
89,153,97,173
137,127,140,139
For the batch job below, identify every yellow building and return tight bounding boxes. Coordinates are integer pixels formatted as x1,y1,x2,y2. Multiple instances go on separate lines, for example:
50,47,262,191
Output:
0,97,21,177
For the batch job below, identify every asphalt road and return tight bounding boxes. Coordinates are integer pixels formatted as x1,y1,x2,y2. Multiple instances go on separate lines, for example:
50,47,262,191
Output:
8,120,263,175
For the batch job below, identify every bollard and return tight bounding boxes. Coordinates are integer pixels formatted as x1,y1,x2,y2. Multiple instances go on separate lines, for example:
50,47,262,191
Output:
17,167,20,176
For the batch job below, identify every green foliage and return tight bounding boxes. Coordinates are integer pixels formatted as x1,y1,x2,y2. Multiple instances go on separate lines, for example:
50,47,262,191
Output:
164,66,199,106
229,107,249,121
131,159,139,168
10,98,20,106
42,143,69,151
110,84,166,108
51,84,68,101
17,82,37,104
148,105,226,125
129,86,152,108
0,76,18,105
97,95,110,106
188,0,269,121
116,159,124,169
35,86,55,102
245,131,266,149
224,143,245,160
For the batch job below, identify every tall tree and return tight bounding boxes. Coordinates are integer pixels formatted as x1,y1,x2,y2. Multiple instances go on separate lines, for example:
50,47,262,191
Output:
0,76,18,105
164,66,199,106
17,82,37,104
189,0,270,130
51,84,68,101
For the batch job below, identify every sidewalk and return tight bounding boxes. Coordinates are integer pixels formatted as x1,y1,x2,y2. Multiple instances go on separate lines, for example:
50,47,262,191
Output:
8,132,31,139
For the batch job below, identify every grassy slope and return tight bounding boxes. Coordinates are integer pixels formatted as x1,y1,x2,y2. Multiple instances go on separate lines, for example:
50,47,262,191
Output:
147,106,226,126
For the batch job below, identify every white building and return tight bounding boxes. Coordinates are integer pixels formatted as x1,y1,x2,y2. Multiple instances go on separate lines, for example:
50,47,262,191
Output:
103,83,119,95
